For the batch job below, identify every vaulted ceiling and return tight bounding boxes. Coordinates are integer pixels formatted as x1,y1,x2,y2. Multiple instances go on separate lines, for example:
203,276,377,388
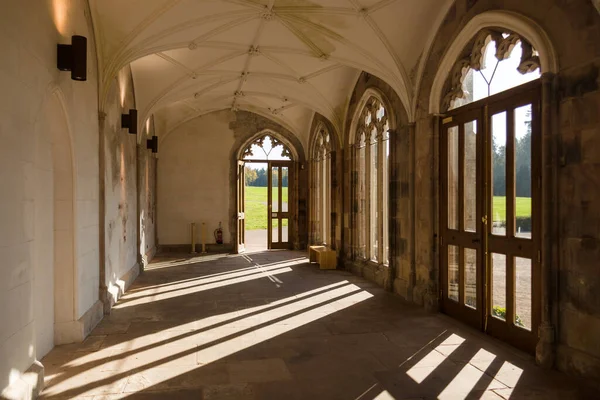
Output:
90,0,455,138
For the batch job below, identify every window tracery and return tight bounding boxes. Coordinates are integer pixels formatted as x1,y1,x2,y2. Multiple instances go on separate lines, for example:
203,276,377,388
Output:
311,127,333,245
353,96,390,265
243,134,292,160
443,29,541,111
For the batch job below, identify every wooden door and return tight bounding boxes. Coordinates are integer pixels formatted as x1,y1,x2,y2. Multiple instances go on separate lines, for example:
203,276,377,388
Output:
236,160,245,253
268,161,292,249
440,81,541,353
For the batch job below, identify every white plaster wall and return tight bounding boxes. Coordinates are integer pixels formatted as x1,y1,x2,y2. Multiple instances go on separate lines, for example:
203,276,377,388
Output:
0,0,100,392
103,67,139,291
158,111,235,245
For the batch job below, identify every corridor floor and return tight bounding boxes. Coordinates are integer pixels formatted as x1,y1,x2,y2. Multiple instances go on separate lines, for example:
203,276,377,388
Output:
40,250,597,400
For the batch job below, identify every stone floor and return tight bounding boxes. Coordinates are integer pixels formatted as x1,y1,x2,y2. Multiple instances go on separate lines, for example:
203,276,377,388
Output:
40,250,597,400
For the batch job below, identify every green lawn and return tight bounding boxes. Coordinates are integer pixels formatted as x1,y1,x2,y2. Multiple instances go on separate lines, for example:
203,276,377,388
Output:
245,186,288,230
491,196,531,222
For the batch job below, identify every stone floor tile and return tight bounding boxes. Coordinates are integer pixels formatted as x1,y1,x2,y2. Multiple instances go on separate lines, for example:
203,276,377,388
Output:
123,363,229,393
227,358,291,383
92,321,131,335
39,250,600,400
203,383,255,400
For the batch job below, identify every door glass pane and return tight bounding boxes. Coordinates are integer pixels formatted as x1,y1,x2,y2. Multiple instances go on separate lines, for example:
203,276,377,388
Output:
448,126,459,230
464,248,477,309
491,253,506,320
515,257,532,331
282,219,289,242
491,112,507,236
464,121,477,232
271,166,279,212
282,166,289,212
272,219,279,243
370,136,378,262
448,245,459,302
514,105,532,239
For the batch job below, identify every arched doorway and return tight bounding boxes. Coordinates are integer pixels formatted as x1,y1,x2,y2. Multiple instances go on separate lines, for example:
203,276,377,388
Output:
33,89,77,356
235,131,299,252
437,26,547,353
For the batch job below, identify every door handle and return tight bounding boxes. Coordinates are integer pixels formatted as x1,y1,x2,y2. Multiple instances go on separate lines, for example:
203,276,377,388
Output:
472,238,481,244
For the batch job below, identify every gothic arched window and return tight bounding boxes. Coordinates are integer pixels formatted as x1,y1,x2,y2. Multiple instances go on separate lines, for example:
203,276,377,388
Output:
354,96,390,265
311,127,332,245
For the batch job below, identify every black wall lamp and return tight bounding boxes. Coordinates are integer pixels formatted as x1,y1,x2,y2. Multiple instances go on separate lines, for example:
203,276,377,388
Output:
57,35,87,81
147,136,158,153
121,109,138,134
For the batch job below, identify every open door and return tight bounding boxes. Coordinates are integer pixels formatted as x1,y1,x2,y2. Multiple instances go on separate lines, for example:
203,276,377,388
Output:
268,161,292,249
236,160,245,253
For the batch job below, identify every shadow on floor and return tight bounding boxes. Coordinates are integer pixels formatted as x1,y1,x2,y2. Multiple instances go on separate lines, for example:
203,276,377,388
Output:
40,250,598,400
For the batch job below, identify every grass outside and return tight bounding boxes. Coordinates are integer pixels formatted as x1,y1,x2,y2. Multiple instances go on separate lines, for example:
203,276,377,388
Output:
245,186,288,230
491,196,531,223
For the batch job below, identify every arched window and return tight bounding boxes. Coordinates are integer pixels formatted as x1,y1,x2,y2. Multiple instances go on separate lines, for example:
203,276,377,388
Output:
243,134,292,161
444,30,541,111
311,127,332,245
438,26,545,351
354,96,390,265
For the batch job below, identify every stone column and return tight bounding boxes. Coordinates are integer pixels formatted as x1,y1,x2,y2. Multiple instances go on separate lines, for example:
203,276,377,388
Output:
536,72,558,368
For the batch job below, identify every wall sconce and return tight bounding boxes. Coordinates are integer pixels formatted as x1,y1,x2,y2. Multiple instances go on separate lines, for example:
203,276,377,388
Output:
121,109,138,134
147,136,158,153
57,35,87,81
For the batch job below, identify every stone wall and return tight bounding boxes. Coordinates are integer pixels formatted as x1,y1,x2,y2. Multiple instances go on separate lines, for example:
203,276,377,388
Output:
414,0,600,382
556,61,600,380
138,117,158,266
101,66,139,310
158,111,236,247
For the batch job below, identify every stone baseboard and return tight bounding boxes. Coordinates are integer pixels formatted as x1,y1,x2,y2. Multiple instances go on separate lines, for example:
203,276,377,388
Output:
0,361,43,400
54,300,104,345
556,344,600,385
158,243,234,254
344,259,393,290
105,263,141,312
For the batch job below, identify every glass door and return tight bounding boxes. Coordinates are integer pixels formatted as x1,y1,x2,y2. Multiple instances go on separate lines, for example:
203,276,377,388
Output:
440,81,541,353
485,85,541,352
268,161,292,249
440,108,484,330
236,160,245,253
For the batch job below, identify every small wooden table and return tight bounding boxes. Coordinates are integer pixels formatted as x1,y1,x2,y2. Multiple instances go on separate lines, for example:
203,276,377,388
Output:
308,245,337,270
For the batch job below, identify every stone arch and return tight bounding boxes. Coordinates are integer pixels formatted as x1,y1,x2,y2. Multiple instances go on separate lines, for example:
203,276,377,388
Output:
228,111,308,250
33,85,78,356
348,88,397,147
429,10,558,115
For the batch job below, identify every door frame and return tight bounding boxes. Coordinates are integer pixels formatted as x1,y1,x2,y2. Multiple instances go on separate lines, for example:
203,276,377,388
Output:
236,160,295,252
268,161,293,250
439,79,542,353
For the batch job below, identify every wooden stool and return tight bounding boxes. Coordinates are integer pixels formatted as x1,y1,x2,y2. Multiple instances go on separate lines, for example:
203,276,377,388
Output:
308,245,337,270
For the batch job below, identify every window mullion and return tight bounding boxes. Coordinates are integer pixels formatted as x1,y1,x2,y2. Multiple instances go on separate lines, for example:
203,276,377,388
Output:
365,138,372,260
378,130,384,264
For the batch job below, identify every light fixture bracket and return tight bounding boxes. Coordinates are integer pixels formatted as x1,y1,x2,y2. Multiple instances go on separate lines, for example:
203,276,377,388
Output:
57,35,87,81
121,109,138,134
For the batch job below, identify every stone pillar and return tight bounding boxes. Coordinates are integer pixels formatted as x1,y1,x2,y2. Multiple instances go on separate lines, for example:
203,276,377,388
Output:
536,72,558,368
97,111,110,315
